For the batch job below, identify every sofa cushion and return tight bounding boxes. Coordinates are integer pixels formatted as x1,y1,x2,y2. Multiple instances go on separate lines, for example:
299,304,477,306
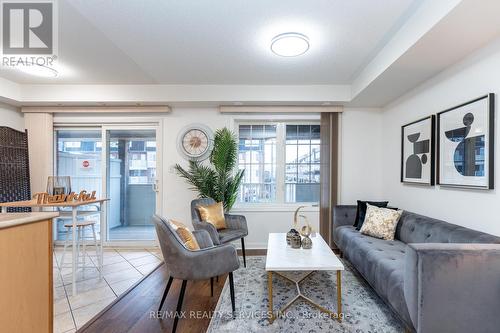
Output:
395,211,500,244
218,228,246,243
168,219,200,250
336,226,413,327
354,200,389,230
196,201,227,230
360,204,403,240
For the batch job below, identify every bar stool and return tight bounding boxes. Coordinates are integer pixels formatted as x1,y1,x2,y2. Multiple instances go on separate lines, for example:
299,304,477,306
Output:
60,220,101,270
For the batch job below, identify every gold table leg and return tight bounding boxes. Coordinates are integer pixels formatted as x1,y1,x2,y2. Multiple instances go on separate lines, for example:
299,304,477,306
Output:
267,271,274,323
268,270,343,323
337,270,342,323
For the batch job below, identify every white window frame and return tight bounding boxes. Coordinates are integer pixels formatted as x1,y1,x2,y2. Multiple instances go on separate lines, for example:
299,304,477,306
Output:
234,119,321,209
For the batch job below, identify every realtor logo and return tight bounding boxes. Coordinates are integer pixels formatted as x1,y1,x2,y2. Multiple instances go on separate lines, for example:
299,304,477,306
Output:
2,1,53,54
1,0,57,68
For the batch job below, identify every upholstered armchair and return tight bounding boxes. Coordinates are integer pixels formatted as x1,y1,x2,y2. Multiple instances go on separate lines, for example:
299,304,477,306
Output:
153,215,239,333
191,198,249,267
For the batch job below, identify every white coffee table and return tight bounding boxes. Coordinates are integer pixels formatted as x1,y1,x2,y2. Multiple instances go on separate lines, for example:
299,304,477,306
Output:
265,233,344,323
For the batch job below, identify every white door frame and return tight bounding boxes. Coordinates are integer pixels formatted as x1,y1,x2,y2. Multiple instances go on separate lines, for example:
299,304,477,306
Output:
101,124,163,247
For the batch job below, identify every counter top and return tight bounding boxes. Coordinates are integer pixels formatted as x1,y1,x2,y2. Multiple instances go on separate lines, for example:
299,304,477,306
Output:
0,212,59,229
0,198,108,208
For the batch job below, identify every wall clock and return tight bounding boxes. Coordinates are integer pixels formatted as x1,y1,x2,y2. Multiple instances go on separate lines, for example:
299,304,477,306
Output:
176,124,214,161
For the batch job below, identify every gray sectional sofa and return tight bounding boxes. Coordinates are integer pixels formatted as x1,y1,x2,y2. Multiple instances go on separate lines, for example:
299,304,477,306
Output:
333,205,500,333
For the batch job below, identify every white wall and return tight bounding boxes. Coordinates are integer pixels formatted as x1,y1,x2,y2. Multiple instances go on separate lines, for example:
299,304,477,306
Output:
340,108,383,204
381,37,500,237
0,103,23,131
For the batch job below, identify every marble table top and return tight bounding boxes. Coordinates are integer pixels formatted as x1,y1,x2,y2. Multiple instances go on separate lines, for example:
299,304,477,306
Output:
265,233,344,271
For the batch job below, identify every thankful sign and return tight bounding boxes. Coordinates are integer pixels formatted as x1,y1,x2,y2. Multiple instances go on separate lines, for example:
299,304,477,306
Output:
33,190,97,204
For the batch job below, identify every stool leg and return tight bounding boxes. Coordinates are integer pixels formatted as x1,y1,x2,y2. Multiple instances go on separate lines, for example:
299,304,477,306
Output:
91,224,101,269
60,227,71,268
82,226,87,269
77,226,82,275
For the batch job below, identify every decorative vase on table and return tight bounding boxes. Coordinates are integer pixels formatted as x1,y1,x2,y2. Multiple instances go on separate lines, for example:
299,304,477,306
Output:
287,205,314,249
287,205,307,247
286,229,300,246
290,233,302,249
299,214,313,249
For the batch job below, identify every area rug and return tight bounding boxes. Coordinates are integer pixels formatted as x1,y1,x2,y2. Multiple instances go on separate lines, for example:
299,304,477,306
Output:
207,256,404,333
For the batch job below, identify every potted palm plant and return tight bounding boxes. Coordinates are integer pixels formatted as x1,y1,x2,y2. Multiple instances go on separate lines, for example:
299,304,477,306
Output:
174,127,244,211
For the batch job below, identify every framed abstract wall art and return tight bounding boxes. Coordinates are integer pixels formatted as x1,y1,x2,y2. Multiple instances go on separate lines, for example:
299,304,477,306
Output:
437,94,495,189
401,115,435,185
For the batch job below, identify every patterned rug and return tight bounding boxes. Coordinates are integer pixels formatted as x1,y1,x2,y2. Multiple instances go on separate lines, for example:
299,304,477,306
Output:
207,256,404,333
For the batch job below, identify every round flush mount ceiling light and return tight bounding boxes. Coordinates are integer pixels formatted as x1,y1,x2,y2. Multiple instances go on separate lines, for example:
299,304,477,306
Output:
17,64,58,77
271,32,309,57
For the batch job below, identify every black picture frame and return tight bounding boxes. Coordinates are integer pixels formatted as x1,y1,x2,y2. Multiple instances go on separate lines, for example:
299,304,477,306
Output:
437,93,495,189
401,115,435,185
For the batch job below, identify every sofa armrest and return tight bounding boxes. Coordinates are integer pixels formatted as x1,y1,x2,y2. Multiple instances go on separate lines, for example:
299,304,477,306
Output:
192,220,220,245
404,243,500,333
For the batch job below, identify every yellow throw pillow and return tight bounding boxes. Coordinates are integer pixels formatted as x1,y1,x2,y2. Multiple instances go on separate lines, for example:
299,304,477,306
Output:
196,202,227,230
168,219,200,250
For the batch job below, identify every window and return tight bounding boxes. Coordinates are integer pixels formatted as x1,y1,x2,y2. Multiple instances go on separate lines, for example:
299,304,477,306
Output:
237,122,320,204
285,125,320,203
238,125,277,203
129,140,145,152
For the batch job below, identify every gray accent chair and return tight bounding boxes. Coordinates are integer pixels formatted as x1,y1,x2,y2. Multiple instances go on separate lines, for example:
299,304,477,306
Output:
191,198,249,267
153,215,240,333
333,205,500,333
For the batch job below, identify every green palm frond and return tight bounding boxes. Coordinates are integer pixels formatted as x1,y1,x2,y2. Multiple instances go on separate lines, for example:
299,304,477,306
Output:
175,127,245,211
210,128,238,173
174,161,217,198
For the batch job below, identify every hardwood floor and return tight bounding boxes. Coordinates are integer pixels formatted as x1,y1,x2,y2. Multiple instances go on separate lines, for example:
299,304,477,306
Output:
78,263,227,333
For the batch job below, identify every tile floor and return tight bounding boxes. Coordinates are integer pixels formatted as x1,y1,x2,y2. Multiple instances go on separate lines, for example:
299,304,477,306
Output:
53,246,163,333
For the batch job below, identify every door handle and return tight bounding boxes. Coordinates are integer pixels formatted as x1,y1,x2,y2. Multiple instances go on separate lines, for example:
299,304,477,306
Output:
152,180,160,193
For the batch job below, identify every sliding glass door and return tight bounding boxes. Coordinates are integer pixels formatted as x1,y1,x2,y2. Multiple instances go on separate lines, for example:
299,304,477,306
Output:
55,129,103,241
104,128,159,242
54,125,161,246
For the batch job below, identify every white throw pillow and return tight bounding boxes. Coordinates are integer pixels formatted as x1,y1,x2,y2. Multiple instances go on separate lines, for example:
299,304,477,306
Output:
360,204,403,240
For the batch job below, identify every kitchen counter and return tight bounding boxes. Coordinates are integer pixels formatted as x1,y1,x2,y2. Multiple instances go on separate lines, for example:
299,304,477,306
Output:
0,212,56,333
0,212,59,229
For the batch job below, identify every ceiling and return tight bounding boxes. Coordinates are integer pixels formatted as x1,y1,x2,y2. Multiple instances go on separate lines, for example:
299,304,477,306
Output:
0,0,418,84
2,0,500,107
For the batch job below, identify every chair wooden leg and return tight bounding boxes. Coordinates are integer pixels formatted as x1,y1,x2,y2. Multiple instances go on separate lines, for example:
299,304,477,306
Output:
210,277,214,297
173,280,187,333
241,237,246,268
228,272,236,315
216,275,218,282
158,276,173,312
